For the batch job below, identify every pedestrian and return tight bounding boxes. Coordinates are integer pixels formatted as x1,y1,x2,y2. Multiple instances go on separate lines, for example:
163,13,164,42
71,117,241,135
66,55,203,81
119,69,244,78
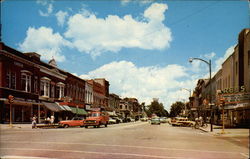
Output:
32,116,37,129
199,116,203,126
46,117,50,125
50,116,55,124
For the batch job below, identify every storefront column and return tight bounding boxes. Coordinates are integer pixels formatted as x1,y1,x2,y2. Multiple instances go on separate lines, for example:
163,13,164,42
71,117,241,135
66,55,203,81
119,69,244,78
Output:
38,104,41,123
12,106,15,123
22,107,24,122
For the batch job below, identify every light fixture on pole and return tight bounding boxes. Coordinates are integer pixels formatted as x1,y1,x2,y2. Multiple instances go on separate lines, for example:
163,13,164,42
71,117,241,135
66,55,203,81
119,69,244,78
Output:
189,57,213,132
180,88,192,117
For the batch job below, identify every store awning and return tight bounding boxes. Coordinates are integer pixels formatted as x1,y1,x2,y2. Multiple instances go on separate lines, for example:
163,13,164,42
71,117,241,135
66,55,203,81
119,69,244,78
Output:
70,107,88,115
62,105,72,111
42,102,64,112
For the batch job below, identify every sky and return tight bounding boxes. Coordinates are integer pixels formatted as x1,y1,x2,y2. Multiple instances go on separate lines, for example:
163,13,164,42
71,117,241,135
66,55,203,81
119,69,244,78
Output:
2,0,250,110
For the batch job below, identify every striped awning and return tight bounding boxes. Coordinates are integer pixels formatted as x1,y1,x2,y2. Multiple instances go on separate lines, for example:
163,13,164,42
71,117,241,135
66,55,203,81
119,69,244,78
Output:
42,102,64,112
70,107,88,115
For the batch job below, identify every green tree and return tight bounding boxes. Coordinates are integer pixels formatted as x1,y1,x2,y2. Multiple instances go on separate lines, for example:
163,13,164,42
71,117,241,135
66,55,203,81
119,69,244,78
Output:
169,101,185,117
146,100,169,117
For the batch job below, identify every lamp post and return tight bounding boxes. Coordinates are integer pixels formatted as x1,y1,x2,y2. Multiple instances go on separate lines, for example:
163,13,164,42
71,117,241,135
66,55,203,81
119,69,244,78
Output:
180,88,192,117
8,95,14,128
189,57,213,132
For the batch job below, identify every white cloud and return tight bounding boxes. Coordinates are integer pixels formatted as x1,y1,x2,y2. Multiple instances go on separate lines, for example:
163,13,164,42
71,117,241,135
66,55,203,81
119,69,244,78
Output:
19,26,72,62
121,0,156,6
36,0,47,6
214,45,235,73
38,1,53,17
79,61,195,110
204,52,216,59
55,10,68,26
64,3,172,58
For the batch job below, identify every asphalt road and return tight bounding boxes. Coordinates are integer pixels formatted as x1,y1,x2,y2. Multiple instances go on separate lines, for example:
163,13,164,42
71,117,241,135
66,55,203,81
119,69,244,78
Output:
0,122,249,159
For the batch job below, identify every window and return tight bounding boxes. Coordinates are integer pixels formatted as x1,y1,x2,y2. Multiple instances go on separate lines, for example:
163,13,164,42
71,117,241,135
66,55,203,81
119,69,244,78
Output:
56,82,65,98
6,69,16,89
248,51,250,67
235,61,238,75
40,77,51,97
51,84,55,98
21,71,32,92
34,76,38,94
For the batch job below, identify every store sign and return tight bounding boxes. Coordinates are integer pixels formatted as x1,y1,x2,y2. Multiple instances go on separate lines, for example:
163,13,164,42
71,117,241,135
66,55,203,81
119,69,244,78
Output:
221,93,250,104
14,62,23,68
220,86,245,94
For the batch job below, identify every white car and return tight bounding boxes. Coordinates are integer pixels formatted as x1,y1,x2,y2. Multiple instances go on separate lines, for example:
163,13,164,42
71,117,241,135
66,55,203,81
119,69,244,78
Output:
108,117,117,124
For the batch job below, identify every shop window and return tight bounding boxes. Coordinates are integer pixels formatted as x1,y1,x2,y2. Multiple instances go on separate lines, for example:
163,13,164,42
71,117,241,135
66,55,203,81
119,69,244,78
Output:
21,71,32,92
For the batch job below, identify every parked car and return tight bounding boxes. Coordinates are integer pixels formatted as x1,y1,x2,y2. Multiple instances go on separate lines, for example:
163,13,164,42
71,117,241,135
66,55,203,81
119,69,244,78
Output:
160,117,167,123
112,117,123,123
108,117,117,124
171,117,194,127
58,117,85,128
151,118,161,125
140,117,148,122
84,111,109,128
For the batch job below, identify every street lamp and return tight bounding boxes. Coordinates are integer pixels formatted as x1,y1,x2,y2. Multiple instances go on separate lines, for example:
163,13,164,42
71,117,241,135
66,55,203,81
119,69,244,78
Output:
189,57,213,132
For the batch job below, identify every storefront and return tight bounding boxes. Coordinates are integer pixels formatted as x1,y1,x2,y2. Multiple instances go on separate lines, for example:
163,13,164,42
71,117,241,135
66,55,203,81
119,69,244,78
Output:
1,99,40,123
218,92,250,128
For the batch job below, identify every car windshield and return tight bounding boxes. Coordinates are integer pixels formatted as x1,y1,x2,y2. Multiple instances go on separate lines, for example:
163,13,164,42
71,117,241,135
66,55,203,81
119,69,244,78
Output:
91,113,100,117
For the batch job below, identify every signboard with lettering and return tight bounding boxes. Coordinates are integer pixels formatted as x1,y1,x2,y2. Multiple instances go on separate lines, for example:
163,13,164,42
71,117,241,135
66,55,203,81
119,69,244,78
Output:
219,93,250,104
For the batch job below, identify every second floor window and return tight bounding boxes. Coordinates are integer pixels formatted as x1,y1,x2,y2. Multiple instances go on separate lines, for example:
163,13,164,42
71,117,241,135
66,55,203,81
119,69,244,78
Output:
56,82,65,98
6,69,16,89
21,71,32,92
40,77,51,97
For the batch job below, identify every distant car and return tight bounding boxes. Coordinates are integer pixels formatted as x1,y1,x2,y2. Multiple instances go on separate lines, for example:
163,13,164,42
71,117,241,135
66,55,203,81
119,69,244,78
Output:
108,117,117,124
59,117,85,128
140,117,148,122
160,117,167,123
151,118,161,125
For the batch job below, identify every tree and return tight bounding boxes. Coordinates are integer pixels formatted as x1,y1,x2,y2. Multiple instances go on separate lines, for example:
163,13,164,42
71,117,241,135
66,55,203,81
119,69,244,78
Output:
169,101,185,117
146,100,169,117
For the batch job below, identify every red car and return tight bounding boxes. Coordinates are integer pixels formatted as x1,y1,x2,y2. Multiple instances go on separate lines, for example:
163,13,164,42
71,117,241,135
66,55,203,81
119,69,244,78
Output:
84,111,109,128
59,117,85,128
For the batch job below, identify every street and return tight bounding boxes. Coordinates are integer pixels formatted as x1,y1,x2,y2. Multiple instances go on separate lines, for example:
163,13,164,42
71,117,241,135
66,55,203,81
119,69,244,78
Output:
0,122,249,159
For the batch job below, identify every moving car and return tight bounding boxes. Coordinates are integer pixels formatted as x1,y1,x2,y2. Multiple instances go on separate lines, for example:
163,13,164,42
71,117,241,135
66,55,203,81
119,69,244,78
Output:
171,117,194,127
58,117,85,128
84,111,109,128
151,118,161,125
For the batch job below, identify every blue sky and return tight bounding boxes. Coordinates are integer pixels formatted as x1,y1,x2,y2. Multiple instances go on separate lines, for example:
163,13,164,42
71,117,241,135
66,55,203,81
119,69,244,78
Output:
2,0,249,110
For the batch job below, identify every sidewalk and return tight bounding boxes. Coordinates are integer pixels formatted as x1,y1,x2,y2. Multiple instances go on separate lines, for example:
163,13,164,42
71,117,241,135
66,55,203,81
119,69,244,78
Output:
0,123,58,130
199,124,250,137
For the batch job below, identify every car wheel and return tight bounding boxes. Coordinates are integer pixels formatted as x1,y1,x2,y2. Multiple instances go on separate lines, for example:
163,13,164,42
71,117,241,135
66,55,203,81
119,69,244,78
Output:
64,124,69,128
97,123,100,128
105,122,108,127
85,126,88,128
